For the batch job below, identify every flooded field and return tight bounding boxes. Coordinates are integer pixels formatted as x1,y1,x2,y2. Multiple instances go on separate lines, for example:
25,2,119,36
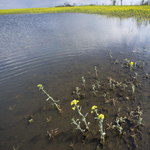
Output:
0,13,150,150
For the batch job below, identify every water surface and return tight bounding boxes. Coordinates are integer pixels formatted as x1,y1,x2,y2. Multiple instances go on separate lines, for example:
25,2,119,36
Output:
0,13,150,150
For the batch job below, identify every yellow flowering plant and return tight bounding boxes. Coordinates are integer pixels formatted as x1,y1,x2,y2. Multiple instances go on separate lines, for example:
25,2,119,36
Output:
98,114,105,120
130,61,134,71
91,105,106,143
71,99,90,130
130,61,134,66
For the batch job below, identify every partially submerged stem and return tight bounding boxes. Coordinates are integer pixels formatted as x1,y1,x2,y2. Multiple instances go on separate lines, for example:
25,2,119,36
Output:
37,84,63,114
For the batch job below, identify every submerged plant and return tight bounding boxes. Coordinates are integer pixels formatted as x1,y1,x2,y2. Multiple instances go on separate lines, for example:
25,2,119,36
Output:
47,128,58,139
95,66,98,77
37,84,63,114
114,59,119,64
91,105,106,143
121,64,124,68
133,72,138,79
92,84,98,96
75,87,81,98
137,61,141,67
71,117,85,132
141,62,145,69
109,50,112,59
108,77,113,87
129,106,144,128
95,80,101,88
45,116,52,124
28,118,34,124
130,61,134,71
71,99,90,130
125,58,130,67
112,117,124,135
8,104,16,111
122,84,127,92
146,73,149,79
82,76,85,87
130,83,135,93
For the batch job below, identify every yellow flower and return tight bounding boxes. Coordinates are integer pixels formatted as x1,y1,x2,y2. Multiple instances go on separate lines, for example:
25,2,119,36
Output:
91,105,97,110
71,99,79,106
91,110,93,114
125,58,127,61
98,114,104,119
72,106,76,110
130,61,134,66
37,84,42,87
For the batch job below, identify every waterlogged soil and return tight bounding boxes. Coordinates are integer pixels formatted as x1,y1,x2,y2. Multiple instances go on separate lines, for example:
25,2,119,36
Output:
1,49,150,150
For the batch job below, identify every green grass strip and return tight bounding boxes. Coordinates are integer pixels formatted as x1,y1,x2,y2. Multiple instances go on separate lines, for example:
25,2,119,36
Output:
0,6,150,19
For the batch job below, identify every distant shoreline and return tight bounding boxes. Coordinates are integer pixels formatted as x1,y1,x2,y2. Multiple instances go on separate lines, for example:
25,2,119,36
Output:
0,6,150,18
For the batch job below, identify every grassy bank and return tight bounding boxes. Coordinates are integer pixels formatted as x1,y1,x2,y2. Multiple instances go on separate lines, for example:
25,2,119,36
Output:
0,5,150,18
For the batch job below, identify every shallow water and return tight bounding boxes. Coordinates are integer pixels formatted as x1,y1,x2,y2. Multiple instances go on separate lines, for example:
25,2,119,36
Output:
0,13,150,150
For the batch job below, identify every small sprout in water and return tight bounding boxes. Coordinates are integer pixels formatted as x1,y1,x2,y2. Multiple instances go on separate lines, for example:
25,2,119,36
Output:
112,84,116,89
13,146,20,150
103,93,107,98
137,61,141,67
146,73,149,79
47,128,58,139
122,84,127,91
29,119,34,124
82,76,85,87
133,72,138,79
130,83,135,93
114,59,119,64
112,98,118,106
141,62,145,69
125,58,130,67
109,50,112,59
112,117,123,135
95,66,98,77
8,104,16,111
106,122,113,130
45,116,52,124
108,77,113,87
75,87,81,98
70,141,75,149
92,84,98,96
95,80,101,88
121,64,124,68
135,72,138,78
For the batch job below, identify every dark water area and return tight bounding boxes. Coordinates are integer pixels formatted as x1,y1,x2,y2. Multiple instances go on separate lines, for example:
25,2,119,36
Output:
0,13,150,150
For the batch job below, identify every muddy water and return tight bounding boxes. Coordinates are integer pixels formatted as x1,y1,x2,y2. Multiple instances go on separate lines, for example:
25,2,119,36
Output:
0,13,150,150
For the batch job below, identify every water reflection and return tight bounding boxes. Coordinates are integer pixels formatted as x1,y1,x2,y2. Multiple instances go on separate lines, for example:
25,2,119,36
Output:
0,13,150,150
